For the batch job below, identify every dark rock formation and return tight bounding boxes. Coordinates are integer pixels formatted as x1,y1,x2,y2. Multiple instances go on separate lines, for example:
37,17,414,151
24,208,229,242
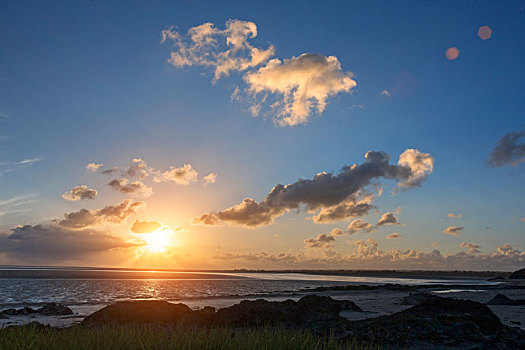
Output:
0,303,73,316
83,295,351,334
36,303,74,316
509,268,525,279
335,299,362,312
81,295,524,348
400,292,441,305
347,296,525,349
487,294,525,306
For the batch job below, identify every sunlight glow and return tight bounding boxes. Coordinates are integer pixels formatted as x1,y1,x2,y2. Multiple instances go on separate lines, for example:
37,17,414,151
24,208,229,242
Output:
142,227,175,253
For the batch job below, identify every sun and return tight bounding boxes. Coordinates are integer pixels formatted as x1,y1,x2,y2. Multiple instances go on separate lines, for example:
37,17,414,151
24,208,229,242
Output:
142,228,174,253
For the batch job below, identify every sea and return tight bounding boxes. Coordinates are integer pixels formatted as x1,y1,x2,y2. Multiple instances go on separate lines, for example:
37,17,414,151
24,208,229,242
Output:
0,266,499,327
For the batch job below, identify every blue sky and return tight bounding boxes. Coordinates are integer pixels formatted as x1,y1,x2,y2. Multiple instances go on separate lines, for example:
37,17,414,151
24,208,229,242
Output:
0,1,523,269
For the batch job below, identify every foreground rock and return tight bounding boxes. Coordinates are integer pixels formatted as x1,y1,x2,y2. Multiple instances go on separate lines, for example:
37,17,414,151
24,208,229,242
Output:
347,297,524,349
81,295,524,348
0,303,73,317
509,268,525,280
487,293,525,306
83,295,351,334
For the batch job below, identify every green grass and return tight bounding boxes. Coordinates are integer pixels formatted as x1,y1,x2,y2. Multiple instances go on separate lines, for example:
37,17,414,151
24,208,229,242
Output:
0,324,379,350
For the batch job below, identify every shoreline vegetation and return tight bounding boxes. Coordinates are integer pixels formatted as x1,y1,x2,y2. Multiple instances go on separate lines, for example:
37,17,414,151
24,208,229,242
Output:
0,324,375,350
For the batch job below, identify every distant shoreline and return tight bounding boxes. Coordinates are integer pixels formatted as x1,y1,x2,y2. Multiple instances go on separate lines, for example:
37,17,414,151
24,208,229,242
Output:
0,265,511,279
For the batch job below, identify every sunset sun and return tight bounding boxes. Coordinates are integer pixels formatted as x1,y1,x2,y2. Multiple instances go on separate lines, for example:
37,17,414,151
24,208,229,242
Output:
142,228,175,253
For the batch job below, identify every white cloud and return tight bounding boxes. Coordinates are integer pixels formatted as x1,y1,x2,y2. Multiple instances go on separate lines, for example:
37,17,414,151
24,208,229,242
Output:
347,219,376,234
153,164,198,185
244,53,356,126
396,149,434,190
162,20,275,81
443,225,464,236
15,158,42,165
376,212,401,226
62,185,97,201
86,163,103,172
459,242,480,253
204,172,217,185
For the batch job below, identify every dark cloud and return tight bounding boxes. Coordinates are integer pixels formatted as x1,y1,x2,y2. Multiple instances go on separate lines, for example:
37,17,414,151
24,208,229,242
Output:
488,131,525,167
376,212,401,226
62,185,97,201
58,199,145,229
195,149,433,227
0,224,141,261
443,226,464,236
108,179,153,197
130,220,162,233
312,201,374,223
386,232,402,239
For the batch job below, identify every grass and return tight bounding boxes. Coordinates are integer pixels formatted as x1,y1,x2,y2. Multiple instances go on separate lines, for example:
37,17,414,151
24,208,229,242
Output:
0,323,379,350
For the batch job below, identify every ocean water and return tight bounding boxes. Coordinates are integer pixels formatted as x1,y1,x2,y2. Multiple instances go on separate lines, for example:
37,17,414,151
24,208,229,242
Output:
0,267,495,310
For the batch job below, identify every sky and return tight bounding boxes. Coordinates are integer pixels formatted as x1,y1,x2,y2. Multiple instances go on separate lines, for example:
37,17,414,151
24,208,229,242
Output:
0,0,524,270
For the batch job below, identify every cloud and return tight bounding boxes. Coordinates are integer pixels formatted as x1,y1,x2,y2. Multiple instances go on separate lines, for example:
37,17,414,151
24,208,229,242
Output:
0,113,9,119
443,225,464,236
195,149,433,227
0,225,141,261
304,228,342,248
193,198,287,227
86,163,103,172
108,179,153,197
347,219,376,234
57,199,144,229
162,20,275,81
244,53,356,126
204,172,217,185
304,233,336,248
15,158,42,165
213,242,524,271
376,212,401,226
459,242,480,253
153,164,198,185
386,232,402,239
521,217,525,222
312,201,374,224
447,213,462,218
380,90,391,97
395,149,434,190
62,186,97,201
130,220,162,233
125,158,149,179
487,131,525,167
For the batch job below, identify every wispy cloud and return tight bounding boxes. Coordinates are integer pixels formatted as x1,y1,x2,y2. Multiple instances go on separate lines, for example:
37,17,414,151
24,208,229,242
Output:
488,130,525,167
15,157,43,165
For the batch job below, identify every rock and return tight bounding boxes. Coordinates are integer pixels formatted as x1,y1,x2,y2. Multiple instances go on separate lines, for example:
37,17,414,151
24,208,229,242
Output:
0,307,37,316
335,299,362,312
400,292,441,305
487,294,525,306
1,303,73,316
82,295,351,334
82,300,196,325
37,303,74,316
509,268,525,279
347,296,525,349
